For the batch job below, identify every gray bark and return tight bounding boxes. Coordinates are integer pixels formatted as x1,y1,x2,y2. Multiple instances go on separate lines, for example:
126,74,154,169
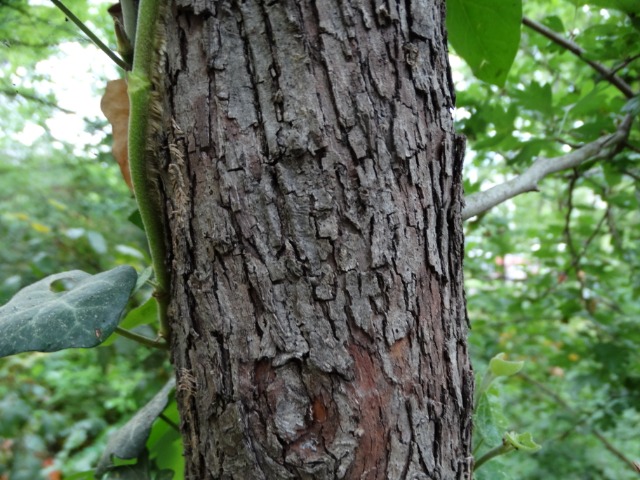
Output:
159,1,472,478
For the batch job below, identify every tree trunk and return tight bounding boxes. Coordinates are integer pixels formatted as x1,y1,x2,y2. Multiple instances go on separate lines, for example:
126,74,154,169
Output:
160,1,472,478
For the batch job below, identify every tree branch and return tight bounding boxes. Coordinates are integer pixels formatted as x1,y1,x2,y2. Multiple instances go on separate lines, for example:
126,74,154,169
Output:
51,0,129,71
463,114,635,220
522,16,635,99
0,87,74,114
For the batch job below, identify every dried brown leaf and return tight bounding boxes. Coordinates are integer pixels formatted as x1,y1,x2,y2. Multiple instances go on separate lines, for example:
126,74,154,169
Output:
100,79,132,190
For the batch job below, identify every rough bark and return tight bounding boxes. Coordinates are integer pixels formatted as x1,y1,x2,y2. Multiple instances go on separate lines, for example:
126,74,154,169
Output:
159,1,472,478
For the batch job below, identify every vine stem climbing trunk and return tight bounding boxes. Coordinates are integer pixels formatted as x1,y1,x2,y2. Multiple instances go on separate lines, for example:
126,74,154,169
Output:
158,1,473,478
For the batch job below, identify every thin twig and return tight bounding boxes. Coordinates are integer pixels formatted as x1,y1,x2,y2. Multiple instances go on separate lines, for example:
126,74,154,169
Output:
159,413,180,431
0,87,74,114
620,168,640,181
50,0,129,70
0,38,57,49
463,114,635,220
561,173,611,276
522,16,635,99
610,53,640,77
623,141,640,154
115,326,170,350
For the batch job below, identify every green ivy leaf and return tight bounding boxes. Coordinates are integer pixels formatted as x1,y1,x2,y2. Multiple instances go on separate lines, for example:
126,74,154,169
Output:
96,378,176,478
447,0,522,86
0,266,137,358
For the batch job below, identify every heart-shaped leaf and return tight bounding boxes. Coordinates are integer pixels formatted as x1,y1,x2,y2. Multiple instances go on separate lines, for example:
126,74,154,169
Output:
447,0,522,86
489,352,524,378
95,378,176,478
0,266,137,358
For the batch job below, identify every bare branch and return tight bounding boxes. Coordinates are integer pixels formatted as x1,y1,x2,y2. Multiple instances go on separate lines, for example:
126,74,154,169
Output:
0,87,74,114
51,0,129,71
463,115,635,220
523,17,636,99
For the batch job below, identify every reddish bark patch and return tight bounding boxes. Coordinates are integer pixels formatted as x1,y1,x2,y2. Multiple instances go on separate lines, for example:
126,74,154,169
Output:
253,358,276,395
346,342,392,478
312,396,327,423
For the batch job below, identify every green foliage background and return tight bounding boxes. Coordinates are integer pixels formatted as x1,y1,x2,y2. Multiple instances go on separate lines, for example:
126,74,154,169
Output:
0,1,175,477
452,0,640,478
0,0,638,478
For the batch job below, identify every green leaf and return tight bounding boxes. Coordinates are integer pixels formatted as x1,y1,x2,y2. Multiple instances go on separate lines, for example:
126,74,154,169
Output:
65,472,95,480
128,209,145,231
0,266,137,358
99,296,158,348
509,139,547,166
474,393,504,447
154,441,182,478
147,400,183,475
474,458,510,480
122,297,159,330
513,81,553,117
570,85,612,117
447,0,522,85
504,431,542,452
542,15,565,33
96,379,176,478
135,267,155,292
489,352,524,377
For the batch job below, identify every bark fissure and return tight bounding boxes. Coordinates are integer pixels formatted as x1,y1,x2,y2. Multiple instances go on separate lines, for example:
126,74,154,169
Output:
164,0,472,478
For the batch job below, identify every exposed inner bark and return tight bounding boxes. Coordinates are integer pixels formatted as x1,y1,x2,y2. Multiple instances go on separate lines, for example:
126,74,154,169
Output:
160,1,472,478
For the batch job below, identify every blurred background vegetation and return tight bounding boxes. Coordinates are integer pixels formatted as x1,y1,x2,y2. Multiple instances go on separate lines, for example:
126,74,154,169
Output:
0,1,172,478
459,1,640,478
0,0,638,478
